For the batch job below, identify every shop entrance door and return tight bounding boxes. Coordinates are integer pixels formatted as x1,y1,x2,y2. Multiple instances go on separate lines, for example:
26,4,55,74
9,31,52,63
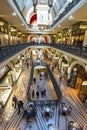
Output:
75,76,82,90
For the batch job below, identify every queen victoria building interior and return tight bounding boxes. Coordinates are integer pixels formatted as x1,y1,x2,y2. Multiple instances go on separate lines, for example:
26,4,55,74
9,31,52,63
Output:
0,0,87,130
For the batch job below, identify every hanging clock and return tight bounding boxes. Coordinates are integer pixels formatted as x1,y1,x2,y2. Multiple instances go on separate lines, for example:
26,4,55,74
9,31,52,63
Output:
39,14,46,23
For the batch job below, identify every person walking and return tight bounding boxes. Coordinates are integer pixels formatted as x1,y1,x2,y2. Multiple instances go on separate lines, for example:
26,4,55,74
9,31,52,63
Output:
36,90,39,98
43,89,46,96
59,71,62,82
12,95,17,108
41,90,44,98
32,89,35,98
17,100,24,114
52,65,54,72
33,78,36,84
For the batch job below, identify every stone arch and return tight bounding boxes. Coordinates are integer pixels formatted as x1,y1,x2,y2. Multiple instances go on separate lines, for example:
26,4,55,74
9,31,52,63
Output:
40,35,51,43
29,13,37,25
26,6,34,24
68,61,85,79
59,54,71,62
58,54,70,70
28,35,39,42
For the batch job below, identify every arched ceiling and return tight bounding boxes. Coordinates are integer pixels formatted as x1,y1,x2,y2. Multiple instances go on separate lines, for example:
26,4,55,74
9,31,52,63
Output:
16,0,67,26
8,0,74,32
0,0,87,34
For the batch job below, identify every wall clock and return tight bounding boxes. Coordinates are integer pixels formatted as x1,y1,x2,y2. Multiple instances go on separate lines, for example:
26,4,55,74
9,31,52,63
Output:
39,14,46,22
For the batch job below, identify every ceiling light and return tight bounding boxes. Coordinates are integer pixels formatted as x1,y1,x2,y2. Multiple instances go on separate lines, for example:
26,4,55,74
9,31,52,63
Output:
58,24,61,27
21,23,24,26
53,35,56,37
0,21,4,26
67,0,72,3
32,26,39,30
12,12,16,16
22,34,25,37
17,32,22,35
79,25,87,29
68,15,73,20
10,27,16,32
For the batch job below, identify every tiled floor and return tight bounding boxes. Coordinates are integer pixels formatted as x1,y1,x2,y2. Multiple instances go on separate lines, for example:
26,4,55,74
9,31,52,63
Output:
30,73,58,101
0,57,87,130
0,68,30,129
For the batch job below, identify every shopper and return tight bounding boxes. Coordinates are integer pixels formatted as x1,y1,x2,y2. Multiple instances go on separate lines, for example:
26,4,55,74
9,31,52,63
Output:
68,106,72,115
36,90,39,98
41,90,44,97
17,100,24,114
52,65,54,72
43,89,46,96
33,78,36,84
32,89,35,98
12,95,17,108
59,71,62,82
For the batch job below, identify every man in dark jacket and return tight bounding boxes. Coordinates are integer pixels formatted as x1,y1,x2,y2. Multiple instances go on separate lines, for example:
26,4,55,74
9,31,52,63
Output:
17,100,24,114
12,95,17,108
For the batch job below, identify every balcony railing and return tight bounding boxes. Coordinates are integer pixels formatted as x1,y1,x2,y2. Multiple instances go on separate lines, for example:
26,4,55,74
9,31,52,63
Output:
0,43,29,62
0,43,87,62
31,43,87,60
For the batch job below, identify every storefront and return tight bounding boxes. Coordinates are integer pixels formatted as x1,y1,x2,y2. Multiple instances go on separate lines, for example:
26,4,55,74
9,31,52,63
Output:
61,64,69,80
53,56,59,67
0,66,12,106
14,63,22,80
78,81,87,102
0,57,22,106
61,56,69,80
11,57,22,82
70,64,87,102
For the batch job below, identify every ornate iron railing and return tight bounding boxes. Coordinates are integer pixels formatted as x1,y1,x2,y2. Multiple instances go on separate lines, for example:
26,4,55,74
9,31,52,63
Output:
0,43,87,62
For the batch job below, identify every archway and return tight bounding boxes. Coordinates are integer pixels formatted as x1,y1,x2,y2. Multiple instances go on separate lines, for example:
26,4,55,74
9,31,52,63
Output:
67,61,87,102
40,35,51,43
28,35,39,42
68,61,85,79
58,54,69,79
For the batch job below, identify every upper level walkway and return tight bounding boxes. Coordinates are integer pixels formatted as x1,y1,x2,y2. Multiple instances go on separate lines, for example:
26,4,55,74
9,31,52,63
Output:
0,43,87,67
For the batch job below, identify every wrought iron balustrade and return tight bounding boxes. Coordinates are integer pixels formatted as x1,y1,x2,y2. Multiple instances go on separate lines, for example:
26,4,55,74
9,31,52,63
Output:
0,42,87,63
0,43,30,62
31,43,87,60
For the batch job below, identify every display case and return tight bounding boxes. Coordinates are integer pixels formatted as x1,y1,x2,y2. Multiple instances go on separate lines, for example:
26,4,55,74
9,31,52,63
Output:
0,84,12,106
78,81,87,102
14,64,22,80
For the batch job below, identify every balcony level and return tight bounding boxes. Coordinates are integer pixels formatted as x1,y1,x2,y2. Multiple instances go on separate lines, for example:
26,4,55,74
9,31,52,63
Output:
0,43,87,67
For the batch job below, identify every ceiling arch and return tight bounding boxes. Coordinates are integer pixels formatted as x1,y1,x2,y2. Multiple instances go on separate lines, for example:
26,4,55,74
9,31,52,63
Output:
30,13,37,25
28,34,39,42
40,35,51,43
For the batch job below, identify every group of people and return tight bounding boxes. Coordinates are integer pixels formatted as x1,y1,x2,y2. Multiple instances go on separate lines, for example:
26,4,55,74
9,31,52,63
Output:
12,95,24,114
32,88,46,99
